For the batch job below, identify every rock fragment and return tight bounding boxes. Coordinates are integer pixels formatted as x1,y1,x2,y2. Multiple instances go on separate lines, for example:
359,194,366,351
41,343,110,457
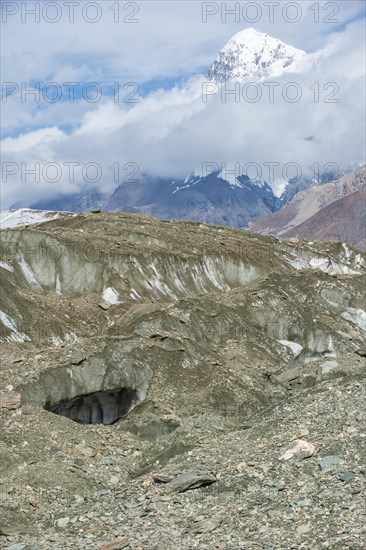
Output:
1,545,27,550
339,471,356,482
187,515,225,535
279,439,316,461
292,427,309,440
319,456,344,472
320,360,339,374
0,527,28,536
275,368,299,383
74,443,96,458
296,523,312,535
56,516,70,528
153,474,174,484
168,471,217,492
1,393,21,410
98,539,129,550
98,302,111,311
69,355,86,365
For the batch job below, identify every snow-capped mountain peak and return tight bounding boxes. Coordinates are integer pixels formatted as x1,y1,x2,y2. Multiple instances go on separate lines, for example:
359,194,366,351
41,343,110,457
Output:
171,167,275,195
217,169,244,189
208,27,309,81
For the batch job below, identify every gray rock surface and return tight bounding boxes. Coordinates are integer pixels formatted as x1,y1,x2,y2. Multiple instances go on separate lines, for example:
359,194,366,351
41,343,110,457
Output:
0,213,365,549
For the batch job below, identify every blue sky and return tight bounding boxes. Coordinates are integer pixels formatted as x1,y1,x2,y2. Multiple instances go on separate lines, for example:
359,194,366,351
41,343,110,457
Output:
2,1,365,134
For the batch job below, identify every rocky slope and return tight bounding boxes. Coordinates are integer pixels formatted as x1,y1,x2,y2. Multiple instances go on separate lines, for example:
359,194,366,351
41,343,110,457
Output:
251,166,366,249
282,191,366,251
1,213,365,549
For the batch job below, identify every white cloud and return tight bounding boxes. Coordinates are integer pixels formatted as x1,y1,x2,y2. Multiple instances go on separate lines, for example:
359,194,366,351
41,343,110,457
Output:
3,1,364,84
1,6,365,207
2,127,66,154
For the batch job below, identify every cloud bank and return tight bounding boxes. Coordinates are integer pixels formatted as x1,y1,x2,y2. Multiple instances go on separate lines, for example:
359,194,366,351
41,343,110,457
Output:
1,3,365,207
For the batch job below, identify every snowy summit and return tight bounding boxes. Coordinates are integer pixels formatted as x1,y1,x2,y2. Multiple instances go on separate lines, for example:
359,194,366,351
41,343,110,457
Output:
208,27,309,81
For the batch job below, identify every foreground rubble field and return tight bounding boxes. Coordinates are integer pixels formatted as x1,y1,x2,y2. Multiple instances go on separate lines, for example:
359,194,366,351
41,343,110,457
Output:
1,213,365,549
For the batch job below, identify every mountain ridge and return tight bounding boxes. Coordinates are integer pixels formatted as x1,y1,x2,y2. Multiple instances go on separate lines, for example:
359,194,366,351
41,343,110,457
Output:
250,166,366,249
17,29,361,236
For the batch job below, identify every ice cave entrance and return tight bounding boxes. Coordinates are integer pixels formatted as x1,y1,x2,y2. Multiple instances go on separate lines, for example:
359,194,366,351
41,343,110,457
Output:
44,388,137,425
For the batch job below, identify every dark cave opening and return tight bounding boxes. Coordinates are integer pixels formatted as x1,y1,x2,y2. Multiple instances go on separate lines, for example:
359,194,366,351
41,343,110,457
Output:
44,388,137,425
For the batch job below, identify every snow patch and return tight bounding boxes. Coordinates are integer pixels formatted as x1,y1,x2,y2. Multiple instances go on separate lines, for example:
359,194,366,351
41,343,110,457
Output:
342,243,352,259
326,335,337,357
18,255,41,288
0,261,14,272
277,340,303,358
172,183,192,194
309,257,330,270
130,289,141,300
0,310,30,342
288,254,361,276
51,336,63,346
218,169,244,189
0,208,76,229
285,255,308,269
341,308,366,332
202,257,227,291
102,287,119,305
56,274,62,295
354,254,364,267
172,172,202,194
147,262,178,300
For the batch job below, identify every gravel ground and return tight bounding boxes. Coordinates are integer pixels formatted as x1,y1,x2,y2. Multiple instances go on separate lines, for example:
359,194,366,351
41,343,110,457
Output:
1,352,365,550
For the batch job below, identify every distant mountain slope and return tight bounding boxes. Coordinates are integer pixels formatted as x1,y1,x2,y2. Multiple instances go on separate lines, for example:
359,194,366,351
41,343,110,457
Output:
250,167,366,245
282,191,366,250
31,191,108,213
105,172,280,228
279,169,345,205
106,176,173,212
